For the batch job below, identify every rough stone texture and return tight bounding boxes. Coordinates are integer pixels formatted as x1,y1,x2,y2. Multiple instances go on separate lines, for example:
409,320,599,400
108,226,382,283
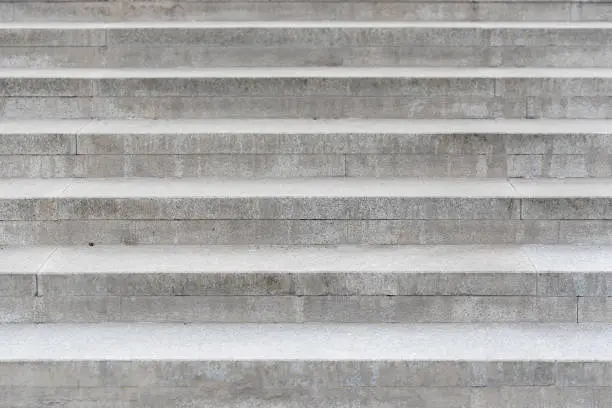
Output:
0,220,348,245
1,95,529,119
578,297,612,322
1,294,578,324
0,27,105,46
5,118,612,177
7,24,612,69
347,220,562,244
10,45,612,69
2,323,612,404
4,70,612,119
7,219,612,245
3,197,522,221
302,295,576,323
7,2,577,22
0,297,38,323
0,134,76,155
2,244,611,323
3,178,612,228
4,8,612,407
0,154,347,178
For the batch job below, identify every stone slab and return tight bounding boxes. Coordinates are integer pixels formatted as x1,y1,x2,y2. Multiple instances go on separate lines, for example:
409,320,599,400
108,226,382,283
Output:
4,244,608,296
14,177,612,199
1,323,612,361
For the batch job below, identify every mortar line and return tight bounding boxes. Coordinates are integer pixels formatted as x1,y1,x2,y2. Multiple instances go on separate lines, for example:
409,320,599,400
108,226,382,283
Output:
344,154,348,176
345,220,350,244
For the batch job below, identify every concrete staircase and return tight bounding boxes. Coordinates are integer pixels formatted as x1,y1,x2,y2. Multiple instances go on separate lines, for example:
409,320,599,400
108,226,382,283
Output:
2,1,612,407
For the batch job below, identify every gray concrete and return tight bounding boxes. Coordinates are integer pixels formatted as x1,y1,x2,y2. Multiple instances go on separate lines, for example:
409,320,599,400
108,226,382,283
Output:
5,22,612,69
3,68,612,119
4,118,612,177
2,178,612,222
5,2,581,23
578,297,612,322
16,45,612,69
4,6,612,406
0,220,349,245
0,294,579,323
3,386,612,408
8,219,612,245
0,154,348,178
8,118,612,154
0,95,528,119
301,295,576,323
2,244,612,322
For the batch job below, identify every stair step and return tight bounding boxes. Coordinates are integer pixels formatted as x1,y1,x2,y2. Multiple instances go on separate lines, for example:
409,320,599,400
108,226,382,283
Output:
4,118,612,178
1,323,611,406
3,67,612,119
2,177,612,245
2,244,612,323
4,21,612,68
4,0,612,406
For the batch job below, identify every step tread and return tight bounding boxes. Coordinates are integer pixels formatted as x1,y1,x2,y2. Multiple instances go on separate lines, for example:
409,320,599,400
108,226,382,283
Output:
3,244,611,274
6,67,612,78
3,119,612,135
1,323,610,361
3,177,612,198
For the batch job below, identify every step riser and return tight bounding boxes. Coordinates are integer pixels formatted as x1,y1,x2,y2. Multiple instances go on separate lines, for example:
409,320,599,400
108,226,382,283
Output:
7,46,612,69
4,130,612,178
0,155,349,178
5,197,612,221
5,2,593,22
6,153,612,178
11,271,609,297
0,97,520,119
1,219,610,245
13,27,612,48
5,244,608,323
2,76,611,119
3,96,609,119
1,387,610,408
0,295,580,323
0,271,594,323
4,27,611,47
0,360,609,408
8,77,603,97
4,27,612,68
